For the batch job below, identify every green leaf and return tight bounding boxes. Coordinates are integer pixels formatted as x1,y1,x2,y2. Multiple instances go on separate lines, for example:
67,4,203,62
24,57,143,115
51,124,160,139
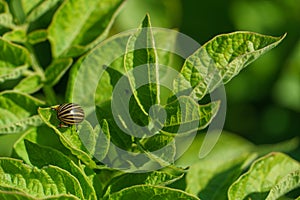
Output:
0,91,44,134
124,14,159,113
25,0,63,23
38,107,111,168
20,0,44,16
176,32,286,100
44,58,73,86
107,185,200,200
140,133,175,152
186,154,253,200
109,15,221,145
0,158,84,199
162,97,220,134
66,30,131,108
176,132,255,200
94,168,125,198
108,14,163,138
0,191,80,200
38,107,95,166
153,29,182,104
24,140,97,200
140,137,177,167
93,121,111,161
66,33,132,149
0,115,43,134
3,29,27,43
96,104,133,151
0,13,15,29
104,171,185,196
96,65,121,105
228,152,300,200
0,37,31,72
0,65,28,83
27,29,48,45
0,0,15,29
266,170,300,200
12,125,70,164
0,0,9,13
48,0,125,57
6,0,26,24
13,73,43,94
0,91,44,122
135,98,220,167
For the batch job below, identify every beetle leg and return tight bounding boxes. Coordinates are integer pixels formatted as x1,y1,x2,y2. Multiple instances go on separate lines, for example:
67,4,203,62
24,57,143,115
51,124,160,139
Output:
58,122,69,128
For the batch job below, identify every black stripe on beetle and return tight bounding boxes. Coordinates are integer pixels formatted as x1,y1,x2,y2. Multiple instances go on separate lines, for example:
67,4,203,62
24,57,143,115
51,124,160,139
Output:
52,103,85,127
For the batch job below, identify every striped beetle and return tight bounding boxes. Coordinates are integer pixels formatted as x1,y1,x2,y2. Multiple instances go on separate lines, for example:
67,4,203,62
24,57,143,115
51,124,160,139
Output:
52,103,85,127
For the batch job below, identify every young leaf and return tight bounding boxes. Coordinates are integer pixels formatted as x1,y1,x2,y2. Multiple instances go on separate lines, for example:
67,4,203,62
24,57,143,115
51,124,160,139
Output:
135,98,220,167
175,32,286,100
104,171,185,196
107,185,200,200
48,0,125,57
20,0,45,16
0,158,84,199
24,140,98,200
13,73,43,94
265,170,300,200
0,13,15,29
0,37,31,68
0,1,15,29
162,97,220,134
3,29,27,43
25,0,63,23
124,14,159,113
228,152,300,200
27,29,48,45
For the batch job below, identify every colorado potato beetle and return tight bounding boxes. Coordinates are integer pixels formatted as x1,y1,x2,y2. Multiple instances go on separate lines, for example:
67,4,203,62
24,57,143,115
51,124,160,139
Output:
52,103,85,127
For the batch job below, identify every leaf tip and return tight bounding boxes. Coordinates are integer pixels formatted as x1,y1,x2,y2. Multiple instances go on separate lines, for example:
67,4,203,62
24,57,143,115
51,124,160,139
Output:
141,13,152,28
281,32,287,40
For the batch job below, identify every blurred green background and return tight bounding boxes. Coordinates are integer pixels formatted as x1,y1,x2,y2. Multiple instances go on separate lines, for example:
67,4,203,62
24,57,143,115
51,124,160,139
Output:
113,0,300,144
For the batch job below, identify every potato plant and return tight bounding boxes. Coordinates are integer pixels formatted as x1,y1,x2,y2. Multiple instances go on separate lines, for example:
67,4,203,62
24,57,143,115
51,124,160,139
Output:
0,0,299,199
